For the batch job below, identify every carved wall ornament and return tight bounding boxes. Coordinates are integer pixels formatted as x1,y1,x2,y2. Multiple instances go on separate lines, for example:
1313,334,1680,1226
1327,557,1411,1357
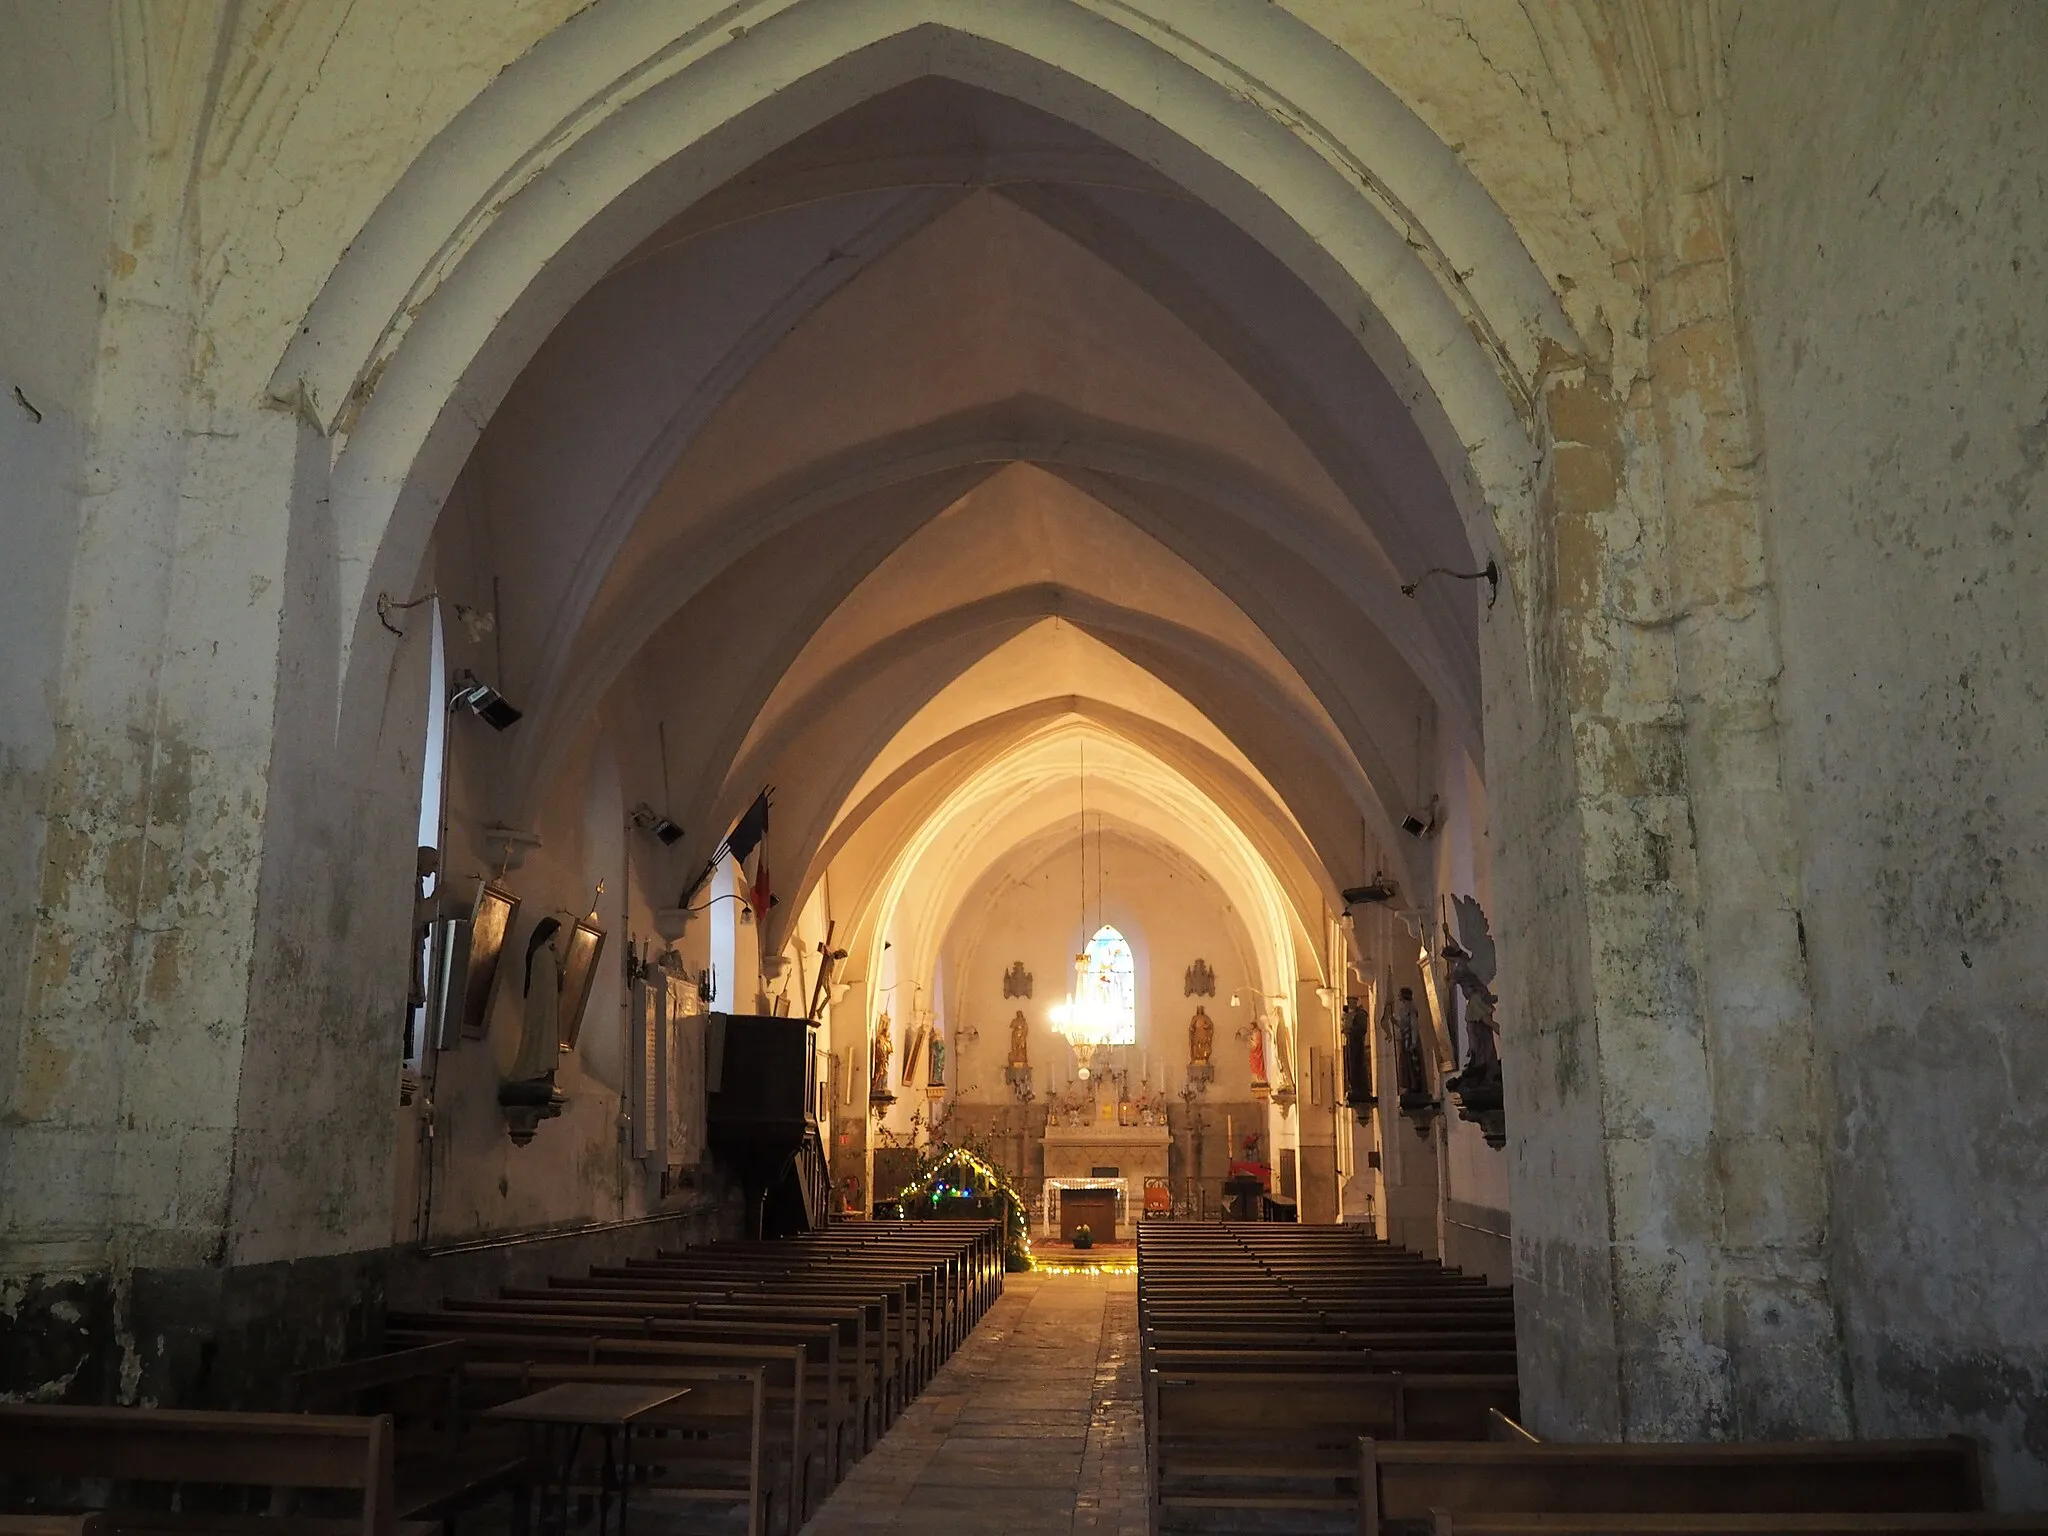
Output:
1183,958,1216,997
1003,961,1034,999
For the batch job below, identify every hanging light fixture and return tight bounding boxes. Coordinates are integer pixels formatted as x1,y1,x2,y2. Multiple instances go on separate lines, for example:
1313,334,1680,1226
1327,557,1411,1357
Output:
1048,734,1115,1077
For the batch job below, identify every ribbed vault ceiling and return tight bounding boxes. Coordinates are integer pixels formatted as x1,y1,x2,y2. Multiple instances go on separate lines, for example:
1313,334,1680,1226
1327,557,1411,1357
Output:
442,76,1483,988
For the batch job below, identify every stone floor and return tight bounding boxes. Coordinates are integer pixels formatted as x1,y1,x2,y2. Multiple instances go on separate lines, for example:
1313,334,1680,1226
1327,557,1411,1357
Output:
797,1270,1147,1536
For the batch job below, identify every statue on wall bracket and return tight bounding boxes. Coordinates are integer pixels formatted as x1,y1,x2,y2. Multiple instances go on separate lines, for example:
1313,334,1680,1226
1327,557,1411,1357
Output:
1341,998,1377,1122
1003,961,1033,999
1442,895,1506,1149
1186,1005,1215,1089
1386,984,1441,1138
1183,958,1216,997
1247,1018,1271,1101
500,914,569,1145
1004,1009,1034,1101
869,1010,897,1113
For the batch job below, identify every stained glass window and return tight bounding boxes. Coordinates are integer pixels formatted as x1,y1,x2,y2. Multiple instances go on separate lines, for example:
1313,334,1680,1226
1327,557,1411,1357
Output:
1078,925,1137,1045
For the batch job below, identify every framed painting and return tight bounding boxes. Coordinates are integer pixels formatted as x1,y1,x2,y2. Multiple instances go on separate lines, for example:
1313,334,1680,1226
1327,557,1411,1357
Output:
557,915,606,1050
459,881,521,1040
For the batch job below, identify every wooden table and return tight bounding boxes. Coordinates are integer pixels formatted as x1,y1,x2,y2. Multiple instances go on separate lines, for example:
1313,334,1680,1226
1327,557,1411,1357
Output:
484,1382,690,1536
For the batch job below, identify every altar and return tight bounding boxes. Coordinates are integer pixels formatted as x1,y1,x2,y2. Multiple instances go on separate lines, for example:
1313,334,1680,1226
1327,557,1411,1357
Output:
1040,1124,1170,1239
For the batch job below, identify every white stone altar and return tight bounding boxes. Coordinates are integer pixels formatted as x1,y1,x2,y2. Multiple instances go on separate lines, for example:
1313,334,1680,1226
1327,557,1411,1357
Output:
1040,1122,1171,1180
1041,1124,1169,1236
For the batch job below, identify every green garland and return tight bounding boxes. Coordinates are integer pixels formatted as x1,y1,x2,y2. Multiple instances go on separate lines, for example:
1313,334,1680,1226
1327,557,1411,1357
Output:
887,1134,1034,1271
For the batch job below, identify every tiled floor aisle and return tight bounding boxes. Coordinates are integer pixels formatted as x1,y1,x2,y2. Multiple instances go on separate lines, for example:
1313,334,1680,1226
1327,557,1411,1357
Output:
798,1271,1147,1536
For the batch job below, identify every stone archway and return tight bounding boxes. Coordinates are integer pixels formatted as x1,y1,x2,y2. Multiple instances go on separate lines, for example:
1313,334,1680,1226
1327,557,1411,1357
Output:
1,0,1849,1452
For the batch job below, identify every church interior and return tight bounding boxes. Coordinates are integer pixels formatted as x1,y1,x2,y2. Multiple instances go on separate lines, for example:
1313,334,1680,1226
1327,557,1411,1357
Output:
2,1,2044,1530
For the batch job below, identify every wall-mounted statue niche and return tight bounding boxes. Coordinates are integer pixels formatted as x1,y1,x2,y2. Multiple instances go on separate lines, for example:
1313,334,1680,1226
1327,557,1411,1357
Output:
1385,984,1441,1138
1185,1005,1215,1091
1341,997,1377,1122
501,914,569,1144
869,1011,896,1112
497,903,607,1145
1442,895,1505,1150
1005,1010,1033,1102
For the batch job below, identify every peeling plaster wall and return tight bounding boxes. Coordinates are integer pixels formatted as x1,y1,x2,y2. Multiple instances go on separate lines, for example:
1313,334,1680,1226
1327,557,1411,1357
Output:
0,6,109,1114
1726,1,2048,1504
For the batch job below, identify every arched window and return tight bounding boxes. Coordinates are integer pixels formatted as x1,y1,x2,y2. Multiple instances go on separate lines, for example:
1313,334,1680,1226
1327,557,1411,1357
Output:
1078,926,1137,1045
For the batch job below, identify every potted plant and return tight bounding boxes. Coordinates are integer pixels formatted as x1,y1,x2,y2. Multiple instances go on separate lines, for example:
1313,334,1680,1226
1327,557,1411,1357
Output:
1073,1223,1094,1251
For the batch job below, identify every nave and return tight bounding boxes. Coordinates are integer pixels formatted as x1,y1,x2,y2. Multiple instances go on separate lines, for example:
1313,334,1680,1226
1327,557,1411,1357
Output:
3,1,2044,1526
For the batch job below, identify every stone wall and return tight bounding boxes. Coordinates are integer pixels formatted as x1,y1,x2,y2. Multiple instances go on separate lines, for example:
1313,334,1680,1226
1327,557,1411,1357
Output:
1725,1,2048,1504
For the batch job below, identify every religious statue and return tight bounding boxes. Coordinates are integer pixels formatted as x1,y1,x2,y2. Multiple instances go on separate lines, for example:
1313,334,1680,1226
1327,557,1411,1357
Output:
500,915,569,1139
1007,1009,1031,1069
1188,1005,1215,1065
1384,984,1438,1136
870,1011,895,1100
927,1027,946,1089
1273,1016,1296,1091
1387,987,1424,1096
507,917,564,1088
1247,1017,1269,1087
1442,894,1505,1148
1341,999,1376,1117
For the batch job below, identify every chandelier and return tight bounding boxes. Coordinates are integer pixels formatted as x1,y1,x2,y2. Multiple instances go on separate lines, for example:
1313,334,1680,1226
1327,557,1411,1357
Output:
1049,736,1117,1077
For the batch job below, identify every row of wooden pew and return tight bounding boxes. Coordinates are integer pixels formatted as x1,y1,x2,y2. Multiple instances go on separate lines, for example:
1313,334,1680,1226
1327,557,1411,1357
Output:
385,1216,1002,1534
0,1218,1002,1536
1136,1223,2048,1536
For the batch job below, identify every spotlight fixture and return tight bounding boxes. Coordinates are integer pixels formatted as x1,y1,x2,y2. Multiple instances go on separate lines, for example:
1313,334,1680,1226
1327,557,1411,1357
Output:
450,670,522,730
1342,875,1400,911
630,803,684,845
1401,795,1442,839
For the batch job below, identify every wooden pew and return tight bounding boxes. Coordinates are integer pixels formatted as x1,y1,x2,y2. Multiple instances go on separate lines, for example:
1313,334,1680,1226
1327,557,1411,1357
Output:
508,1285,887,1457
0,1519,109,1535
387,1319,819,1528
436,1293,868,1482
291,1341,530,1534
0,1403,423,1536
1431,1519,2048,1536
1358,1439,1985,1536
1150,1368,1519,1527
